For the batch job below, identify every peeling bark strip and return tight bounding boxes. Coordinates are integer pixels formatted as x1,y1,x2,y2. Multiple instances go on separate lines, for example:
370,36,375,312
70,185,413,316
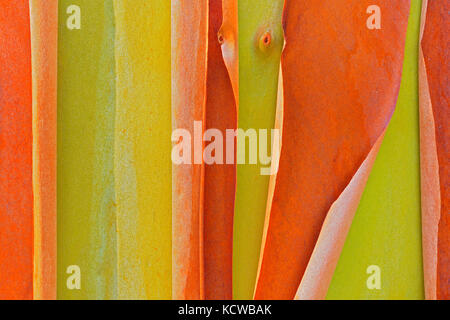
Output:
204,0,238,300
325,0,424,299
255,0,410,299
0,0,33,300
30,0,58,301
295,130,386,300
172,0,208,300
420,0,449,301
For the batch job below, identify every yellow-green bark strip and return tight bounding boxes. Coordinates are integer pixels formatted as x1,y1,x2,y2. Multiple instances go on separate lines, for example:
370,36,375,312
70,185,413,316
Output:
234,0,284,300
57,0,117,300
114,0,172,300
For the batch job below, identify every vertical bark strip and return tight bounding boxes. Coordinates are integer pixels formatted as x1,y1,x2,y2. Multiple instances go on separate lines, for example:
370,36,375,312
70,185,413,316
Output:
420,0,449,300
114,0,172,300
58,1,117,300
29,0,58,300
204,0,237,300
255,0,410,299
0,0,33,300
234,0,284,299
172,0,208,300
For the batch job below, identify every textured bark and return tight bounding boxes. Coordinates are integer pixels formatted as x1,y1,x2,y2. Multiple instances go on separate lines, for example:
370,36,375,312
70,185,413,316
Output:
234,0,284,299
255,0,410,299
114,0,172,300
57,1,117,300
0,0,33,300
327,0,424,300
420,0,449,301
172,0,208,300
204,0,238,300
30,0,58,300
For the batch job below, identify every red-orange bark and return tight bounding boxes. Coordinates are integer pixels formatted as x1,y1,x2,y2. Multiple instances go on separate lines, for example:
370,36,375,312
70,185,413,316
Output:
204,0,237,300
0,0,33,300
172,0,208,300
30,0,58,300
255,0,410,299
421,0,449,300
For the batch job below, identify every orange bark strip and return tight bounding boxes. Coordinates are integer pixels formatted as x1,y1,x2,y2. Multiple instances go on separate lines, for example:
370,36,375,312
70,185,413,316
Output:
30,0,58,300
204,0,237,300
172,0,208,300
255,0,410,299
0,0,33,300
420,0,449,300
419,0,439,300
